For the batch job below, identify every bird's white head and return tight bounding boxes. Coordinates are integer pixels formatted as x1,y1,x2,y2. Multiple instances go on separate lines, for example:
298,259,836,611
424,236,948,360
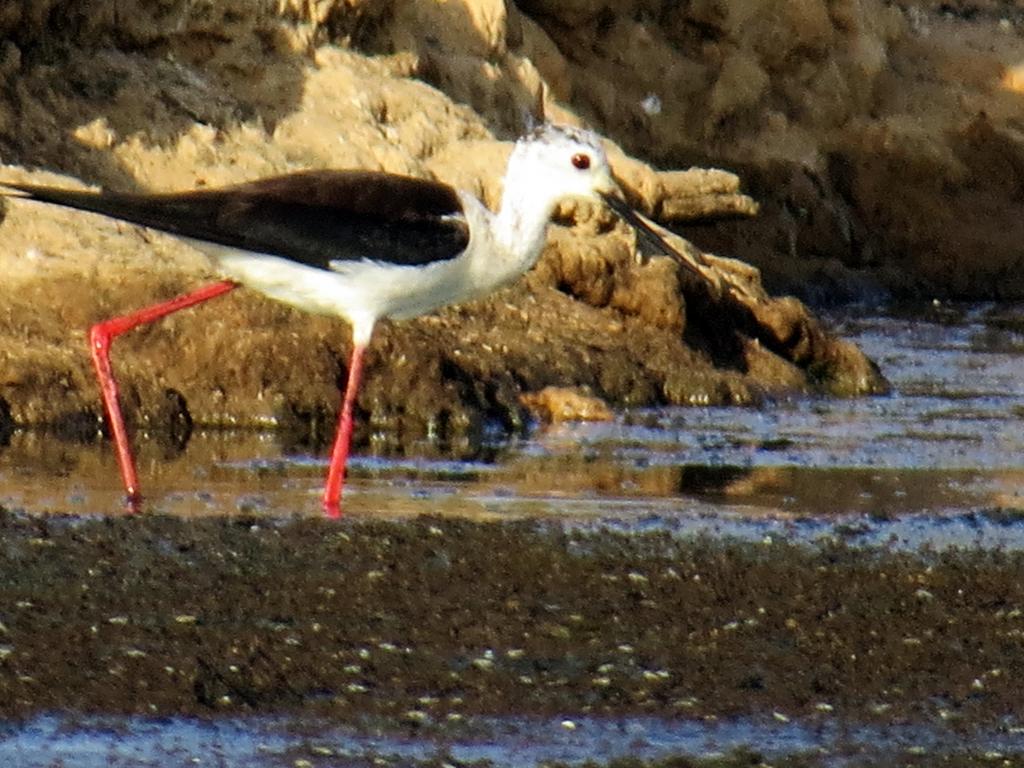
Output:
506,124,618,204
490,123,698,281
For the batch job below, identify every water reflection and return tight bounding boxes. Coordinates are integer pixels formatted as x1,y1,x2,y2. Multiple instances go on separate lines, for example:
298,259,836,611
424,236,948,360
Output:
0,307,1021,519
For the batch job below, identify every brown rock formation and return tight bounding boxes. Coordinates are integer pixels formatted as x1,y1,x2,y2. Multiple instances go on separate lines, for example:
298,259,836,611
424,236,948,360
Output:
507,0,1024,300
0,0,890,455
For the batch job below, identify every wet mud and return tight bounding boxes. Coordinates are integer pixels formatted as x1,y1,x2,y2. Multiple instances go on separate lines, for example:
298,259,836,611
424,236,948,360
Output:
1,512,1023,765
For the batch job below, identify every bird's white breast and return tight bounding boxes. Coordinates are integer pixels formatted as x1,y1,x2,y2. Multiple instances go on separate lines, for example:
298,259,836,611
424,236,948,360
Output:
178,191,548,346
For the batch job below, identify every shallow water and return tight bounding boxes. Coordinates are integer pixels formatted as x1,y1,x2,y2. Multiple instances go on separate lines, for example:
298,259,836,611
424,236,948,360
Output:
5,712,1024,767
2,305,1022,527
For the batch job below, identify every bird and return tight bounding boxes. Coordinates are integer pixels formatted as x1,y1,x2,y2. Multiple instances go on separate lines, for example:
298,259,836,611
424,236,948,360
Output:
2,123,696,516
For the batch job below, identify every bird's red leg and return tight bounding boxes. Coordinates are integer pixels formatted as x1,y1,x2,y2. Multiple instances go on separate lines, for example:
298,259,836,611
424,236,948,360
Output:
322,342,367,518
89,279,238,511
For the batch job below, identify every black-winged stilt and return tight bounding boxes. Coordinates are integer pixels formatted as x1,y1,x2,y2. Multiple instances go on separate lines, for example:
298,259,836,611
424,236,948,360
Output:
3,124,693,516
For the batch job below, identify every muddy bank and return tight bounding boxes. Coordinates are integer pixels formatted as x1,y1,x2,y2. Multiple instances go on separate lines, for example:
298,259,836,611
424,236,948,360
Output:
1,511,1023,731
0,1,887,448
519,1,1024,302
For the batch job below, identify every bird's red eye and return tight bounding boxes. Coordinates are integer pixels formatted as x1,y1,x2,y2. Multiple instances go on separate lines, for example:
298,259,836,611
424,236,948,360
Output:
571,153,591,170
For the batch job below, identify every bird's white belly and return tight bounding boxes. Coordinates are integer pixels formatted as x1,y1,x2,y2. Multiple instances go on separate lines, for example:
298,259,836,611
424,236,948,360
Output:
186,238,475,325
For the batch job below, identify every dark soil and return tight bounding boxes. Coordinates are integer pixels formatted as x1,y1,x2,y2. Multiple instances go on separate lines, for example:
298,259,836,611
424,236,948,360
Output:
1,510,1022,731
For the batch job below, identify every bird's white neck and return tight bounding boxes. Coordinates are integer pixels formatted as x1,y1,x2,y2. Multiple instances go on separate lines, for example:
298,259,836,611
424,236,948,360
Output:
489,149,565,270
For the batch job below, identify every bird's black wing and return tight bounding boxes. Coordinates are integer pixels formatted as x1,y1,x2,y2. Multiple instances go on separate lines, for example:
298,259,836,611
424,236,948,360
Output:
4,170,471,269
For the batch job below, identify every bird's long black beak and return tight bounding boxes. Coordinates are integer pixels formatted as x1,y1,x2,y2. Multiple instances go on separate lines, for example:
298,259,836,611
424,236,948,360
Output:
601,193,703,277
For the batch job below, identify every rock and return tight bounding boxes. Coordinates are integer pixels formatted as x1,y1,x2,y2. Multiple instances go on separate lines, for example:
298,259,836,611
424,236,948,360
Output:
520,387,613,424
1,2,1018,303
0,0,888,452
389,0,509,59
517,0,1024,300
